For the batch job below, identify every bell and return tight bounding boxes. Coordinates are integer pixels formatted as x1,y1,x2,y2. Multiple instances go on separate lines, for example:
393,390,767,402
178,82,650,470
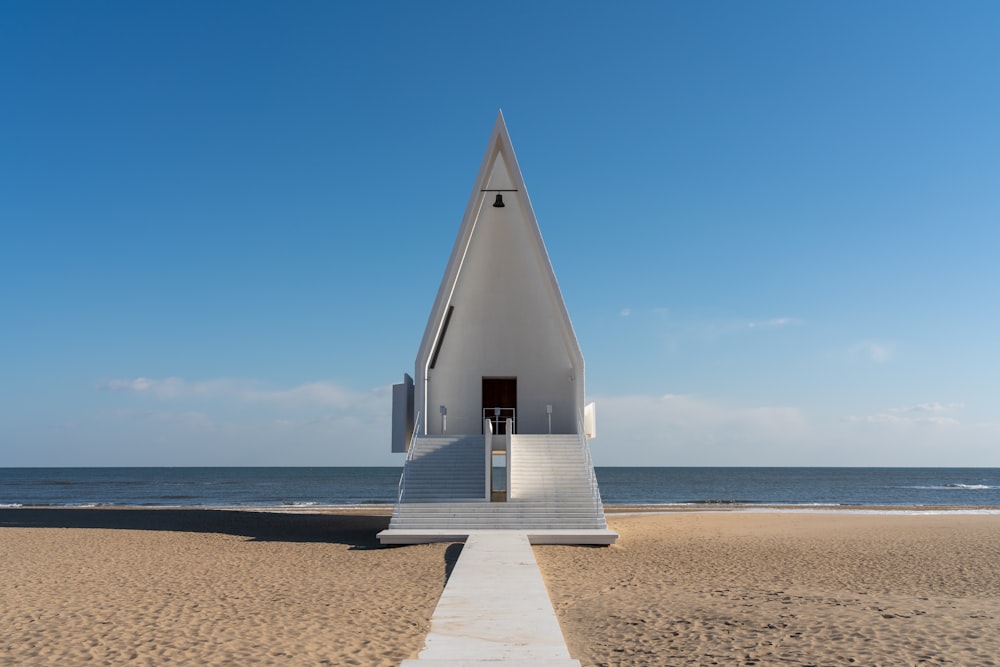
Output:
492,193,505,208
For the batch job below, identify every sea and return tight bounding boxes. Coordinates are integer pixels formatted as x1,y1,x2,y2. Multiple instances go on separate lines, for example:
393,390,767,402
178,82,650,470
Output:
2,467,999,511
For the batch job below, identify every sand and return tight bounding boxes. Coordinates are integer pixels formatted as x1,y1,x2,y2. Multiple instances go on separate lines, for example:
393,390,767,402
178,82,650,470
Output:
0,509,449,666
537,512,1000,666
2,509,999,666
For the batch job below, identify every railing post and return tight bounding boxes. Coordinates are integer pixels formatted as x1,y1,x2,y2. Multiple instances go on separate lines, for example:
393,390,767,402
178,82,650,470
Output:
482,407,516,434
505,417,513,500
484,418,493,501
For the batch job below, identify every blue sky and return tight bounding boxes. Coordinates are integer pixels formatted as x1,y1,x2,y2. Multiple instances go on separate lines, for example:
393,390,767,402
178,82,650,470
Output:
3,1,999,466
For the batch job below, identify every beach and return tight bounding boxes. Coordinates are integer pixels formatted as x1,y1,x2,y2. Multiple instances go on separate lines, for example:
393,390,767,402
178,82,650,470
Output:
2,509,999,666
540,511,1000,666
0,509,443,666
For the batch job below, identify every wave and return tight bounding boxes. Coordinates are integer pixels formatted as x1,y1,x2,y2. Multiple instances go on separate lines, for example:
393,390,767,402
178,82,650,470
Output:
685,499,762,505
906,484,997,490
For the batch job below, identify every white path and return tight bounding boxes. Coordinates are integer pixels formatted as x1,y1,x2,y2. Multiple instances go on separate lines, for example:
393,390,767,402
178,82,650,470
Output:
401,531,580,666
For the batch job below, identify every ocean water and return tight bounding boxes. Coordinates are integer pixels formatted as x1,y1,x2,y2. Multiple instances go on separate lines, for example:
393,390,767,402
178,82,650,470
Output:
2,467,999,509
593,467,1000,506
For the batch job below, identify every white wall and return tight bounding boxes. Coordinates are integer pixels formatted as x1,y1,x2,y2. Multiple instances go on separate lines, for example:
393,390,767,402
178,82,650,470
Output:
423,181,582,435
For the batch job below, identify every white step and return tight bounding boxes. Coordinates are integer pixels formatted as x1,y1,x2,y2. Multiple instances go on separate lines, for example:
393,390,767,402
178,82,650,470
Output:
385,433,610,541
398,435,486,503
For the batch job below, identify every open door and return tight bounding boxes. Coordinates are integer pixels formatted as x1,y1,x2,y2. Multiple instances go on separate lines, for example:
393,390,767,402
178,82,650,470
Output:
482,377,517,434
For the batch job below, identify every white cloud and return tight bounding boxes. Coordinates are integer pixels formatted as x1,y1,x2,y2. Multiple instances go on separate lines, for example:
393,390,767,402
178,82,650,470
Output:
845,402,964,426
830,401,1000,465
617,310,802,343
100,377,185,397
587,393,1000,467
591,393,809,465
241,381,391,410
745,317,804,329
847,340,895,363
89,376,396,465
695,315,804,340
893,402,965,415
99,376,389,412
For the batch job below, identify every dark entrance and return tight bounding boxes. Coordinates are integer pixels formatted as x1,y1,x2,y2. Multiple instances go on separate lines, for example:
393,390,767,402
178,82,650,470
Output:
482,377,516,434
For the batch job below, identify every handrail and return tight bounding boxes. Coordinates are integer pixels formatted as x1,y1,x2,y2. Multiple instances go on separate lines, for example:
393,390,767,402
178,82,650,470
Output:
577,411,605,514
393,411,422,517
483,418,493,501
482,407,516,434
407,410,422,461
505,417,513,498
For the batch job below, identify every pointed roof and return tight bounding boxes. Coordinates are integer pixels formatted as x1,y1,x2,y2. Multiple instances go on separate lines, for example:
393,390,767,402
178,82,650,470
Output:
416,111,583,373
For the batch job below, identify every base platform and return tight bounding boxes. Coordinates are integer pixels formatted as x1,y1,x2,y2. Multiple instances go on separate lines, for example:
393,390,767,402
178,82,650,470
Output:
377,528,618,545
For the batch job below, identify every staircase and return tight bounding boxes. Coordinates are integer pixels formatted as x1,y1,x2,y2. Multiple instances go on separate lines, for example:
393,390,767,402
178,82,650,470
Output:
397,436,486,502
510,434,605,515
380,433,615,545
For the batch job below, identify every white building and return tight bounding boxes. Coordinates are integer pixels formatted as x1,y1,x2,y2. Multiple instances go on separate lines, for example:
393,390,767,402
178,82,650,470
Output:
379,113,615,545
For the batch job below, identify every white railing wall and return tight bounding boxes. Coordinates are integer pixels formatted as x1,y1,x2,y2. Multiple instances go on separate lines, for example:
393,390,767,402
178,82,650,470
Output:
483,418,493,501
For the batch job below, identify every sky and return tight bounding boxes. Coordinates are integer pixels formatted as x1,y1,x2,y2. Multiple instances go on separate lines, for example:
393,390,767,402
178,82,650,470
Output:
2,1,999,467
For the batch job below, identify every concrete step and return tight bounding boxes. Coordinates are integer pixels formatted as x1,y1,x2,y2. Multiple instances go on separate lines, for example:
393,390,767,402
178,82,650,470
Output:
394,516,605,522
396,501,601,508
398,435,487,505
391,522,608,529
394,517,604,522
378,528,618,546
391,432,607,535
394,502,596,516
397,520,607,526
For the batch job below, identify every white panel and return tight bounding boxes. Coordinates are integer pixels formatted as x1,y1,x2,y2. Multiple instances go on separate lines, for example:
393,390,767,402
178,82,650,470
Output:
391,374,414,453
584,401,597,440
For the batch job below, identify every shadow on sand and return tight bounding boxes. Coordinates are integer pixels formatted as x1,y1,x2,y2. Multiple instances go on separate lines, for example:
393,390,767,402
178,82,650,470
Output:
443,542,464,583
0,508,394,549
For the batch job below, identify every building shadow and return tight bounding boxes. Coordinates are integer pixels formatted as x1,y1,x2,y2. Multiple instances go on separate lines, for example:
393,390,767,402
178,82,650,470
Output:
0,508,391,549
443,542,464,585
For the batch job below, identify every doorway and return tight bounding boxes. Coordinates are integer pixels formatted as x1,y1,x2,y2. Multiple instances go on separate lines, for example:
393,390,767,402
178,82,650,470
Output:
482,377,517,434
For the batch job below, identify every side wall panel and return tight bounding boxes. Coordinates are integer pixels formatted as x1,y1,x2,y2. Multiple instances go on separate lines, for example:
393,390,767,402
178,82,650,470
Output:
391,374,414,452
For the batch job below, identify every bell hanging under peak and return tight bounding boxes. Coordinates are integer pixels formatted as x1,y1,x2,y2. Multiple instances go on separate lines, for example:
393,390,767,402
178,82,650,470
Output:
492,193,505,208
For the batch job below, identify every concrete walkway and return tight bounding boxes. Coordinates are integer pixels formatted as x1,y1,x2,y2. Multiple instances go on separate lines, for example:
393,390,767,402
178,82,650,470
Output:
401,531,580,666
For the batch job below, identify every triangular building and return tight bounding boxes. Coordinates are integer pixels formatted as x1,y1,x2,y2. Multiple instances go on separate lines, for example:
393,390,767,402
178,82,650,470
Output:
378,113,616,545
